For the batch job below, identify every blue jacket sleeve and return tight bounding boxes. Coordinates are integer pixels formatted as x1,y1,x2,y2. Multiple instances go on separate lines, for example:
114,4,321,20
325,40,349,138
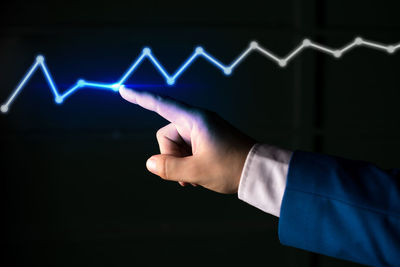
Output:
278,151,400,267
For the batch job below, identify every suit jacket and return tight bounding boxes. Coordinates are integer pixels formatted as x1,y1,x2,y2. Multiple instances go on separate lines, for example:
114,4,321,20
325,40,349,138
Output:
279,151,400,266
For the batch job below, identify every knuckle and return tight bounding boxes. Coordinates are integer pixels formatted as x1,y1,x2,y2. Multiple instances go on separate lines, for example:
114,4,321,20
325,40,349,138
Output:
161,157,170,180
156,128,163,140
156,124,170,140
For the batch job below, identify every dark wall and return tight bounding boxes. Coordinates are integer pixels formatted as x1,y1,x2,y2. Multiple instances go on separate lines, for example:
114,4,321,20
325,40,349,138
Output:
1,1,399,266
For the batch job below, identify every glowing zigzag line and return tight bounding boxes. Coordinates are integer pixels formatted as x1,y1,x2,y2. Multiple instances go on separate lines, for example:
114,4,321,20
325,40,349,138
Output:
1,37,399,113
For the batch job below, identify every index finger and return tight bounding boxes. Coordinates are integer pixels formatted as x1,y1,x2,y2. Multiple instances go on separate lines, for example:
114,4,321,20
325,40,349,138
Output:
119,86,195,124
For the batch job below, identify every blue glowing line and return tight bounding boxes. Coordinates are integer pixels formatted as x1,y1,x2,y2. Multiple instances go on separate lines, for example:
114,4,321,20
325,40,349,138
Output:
59,84,80,101
146,53,172,84
199,51,227,72
171,51,199,81
3,61,40,108
117,53,146,85
40,61,60,98
83,82,114,89
1,37,399,114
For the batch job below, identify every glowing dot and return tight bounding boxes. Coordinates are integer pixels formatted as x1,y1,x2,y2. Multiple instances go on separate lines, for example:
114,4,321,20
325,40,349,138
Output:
1,105,8,113
77,79,86,87
111,84,121,91
36,55,44,63
143,47,151,55
195,47,204,54
303,39,311,47
224,67,232,75
167,78,175,85
334,50,342,58
387,46,395,54
279,60,287,67
250,41,258,49
55,96,63,104
355,37,363,45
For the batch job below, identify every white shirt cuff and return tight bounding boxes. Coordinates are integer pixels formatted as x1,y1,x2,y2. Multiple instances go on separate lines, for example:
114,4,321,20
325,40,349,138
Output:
238,143,293,217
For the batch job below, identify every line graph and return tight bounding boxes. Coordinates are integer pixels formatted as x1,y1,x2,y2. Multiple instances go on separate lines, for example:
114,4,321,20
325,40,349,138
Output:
1,36,399,113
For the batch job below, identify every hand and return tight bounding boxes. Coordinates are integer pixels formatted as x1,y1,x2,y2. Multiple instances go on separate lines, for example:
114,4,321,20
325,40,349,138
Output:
119,86,256,194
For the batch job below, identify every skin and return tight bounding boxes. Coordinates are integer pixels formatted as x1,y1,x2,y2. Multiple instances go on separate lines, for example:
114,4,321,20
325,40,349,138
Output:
119,86,256,194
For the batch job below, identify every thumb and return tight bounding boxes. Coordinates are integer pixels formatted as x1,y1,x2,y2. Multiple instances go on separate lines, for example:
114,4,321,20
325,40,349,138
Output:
146,154,197,183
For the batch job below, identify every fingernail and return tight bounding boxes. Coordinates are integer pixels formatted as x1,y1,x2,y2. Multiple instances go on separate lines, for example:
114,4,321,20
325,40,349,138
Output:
146,157,157,173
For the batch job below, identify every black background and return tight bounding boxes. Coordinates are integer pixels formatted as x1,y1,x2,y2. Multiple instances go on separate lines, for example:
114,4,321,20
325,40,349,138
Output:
1,0,399,266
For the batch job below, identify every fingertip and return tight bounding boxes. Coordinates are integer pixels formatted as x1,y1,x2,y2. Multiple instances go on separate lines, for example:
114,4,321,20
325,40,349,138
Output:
119,86,138,104
146,156,157,174
118,85,127,95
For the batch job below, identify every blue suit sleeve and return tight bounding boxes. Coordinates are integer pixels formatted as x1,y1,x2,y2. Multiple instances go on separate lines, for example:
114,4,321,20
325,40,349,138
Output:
278,151,400,267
